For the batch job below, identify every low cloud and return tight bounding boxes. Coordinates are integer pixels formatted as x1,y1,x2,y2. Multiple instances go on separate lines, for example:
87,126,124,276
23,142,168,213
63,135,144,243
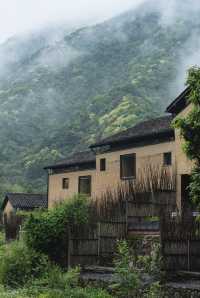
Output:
0,0,144,43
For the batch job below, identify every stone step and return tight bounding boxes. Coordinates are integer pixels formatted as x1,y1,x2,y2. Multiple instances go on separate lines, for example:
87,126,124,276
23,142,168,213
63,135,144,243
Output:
177,271,200,279
82,265,115,274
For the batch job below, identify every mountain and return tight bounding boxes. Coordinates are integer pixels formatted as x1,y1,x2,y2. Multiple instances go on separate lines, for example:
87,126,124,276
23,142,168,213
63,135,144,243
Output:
0,1,200,196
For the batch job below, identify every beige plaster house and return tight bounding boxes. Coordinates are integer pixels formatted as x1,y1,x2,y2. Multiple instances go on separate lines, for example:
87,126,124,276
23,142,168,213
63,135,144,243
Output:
2,193,47,223
1,193,47,240
45,88,193,210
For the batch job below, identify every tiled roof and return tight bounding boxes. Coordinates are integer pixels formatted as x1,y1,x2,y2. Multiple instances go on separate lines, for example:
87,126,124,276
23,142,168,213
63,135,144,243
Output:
90,115,174,148
166,87,190,115
2,193,47,210
44,150,96,170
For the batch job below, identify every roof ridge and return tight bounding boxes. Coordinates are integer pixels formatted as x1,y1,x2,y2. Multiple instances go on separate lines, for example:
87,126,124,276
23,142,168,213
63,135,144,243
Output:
90,114,173,148
6,192,46,196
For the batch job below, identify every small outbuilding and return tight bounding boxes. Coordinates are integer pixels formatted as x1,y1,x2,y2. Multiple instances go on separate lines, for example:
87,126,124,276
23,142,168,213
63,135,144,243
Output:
1,193,47,240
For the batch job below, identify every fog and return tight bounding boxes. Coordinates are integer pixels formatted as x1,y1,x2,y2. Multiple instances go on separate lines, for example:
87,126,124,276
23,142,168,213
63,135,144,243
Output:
0,0,144,44
1,0,200,92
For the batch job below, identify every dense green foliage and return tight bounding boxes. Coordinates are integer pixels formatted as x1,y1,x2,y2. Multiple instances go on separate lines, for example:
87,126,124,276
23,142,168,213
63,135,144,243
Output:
112,240,162,297
173,67,200,207
0,229,163,296
0,241,49,288
0,3,199,198
112,240,141,297
24,194,89,263
0,249,111,297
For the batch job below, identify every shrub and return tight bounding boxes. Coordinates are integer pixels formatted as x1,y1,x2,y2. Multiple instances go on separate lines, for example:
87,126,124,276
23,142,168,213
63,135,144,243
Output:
24,194,89,264
173,66,200,207
45,266,80,290
36,287,112,298
0,241,49,288
145,282,162,298
112,240,141,297
27,266,112,298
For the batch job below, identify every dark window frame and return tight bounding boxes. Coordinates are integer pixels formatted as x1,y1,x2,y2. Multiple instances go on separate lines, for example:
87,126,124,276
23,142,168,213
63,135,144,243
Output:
163,152,172,166
62,178,69,189
100,158,106,171
78,175,91,196
120,153,136,180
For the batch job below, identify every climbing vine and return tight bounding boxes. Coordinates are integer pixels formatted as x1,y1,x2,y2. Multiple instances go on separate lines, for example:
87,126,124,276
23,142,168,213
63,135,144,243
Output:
173,66,200,207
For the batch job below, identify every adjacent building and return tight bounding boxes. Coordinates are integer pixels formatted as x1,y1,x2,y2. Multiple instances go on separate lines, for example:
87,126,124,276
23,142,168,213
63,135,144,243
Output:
2,193,47,223
1,193,47,240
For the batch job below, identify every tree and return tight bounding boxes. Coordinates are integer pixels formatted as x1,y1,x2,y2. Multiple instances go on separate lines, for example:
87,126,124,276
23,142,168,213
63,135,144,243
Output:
173,66,200,207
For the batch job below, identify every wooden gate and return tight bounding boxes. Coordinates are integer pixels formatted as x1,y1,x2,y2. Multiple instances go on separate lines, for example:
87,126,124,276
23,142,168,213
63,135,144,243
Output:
69,221,126,267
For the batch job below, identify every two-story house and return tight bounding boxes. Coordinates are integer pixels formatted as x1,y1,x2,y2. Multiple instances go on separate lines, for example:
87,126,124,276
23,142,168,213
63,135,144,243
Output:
45,88,193,210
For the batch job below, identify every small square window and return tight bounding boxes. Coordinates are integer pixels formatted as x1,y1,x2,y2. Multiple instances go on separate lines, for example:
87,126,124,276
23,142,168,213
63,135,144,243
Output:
78,176,91,196
120,153,136,179
62,178,69,189
100,158,106,171
163,152,172,166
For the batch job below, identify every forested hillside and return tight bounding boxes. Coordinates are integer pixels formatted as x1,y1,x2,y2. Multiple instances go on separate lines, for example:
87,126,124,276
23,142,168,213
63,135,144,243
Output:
0,1,199,196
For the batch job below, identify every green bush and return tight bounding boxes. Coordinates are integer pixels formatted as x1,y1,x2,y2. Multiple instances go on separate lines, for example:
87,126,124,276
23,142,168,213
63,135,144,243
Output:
0,241,49,288
112,240,141,297
36,287,112,298
45,266,80,290
173,66,200,207
145,282,162,298
24,194,89,264
24,266,112,298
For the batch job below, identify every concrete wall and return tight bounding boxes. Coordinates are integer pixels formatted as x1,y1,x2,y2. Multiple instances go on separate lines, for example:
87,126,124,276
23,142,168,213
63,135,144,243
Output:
48,140,175,207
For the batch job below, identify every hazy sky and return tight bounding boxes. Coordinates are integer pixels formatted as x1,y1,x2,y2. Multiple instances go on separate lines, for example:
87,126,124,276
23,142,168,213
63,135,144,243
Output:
0,0,145,43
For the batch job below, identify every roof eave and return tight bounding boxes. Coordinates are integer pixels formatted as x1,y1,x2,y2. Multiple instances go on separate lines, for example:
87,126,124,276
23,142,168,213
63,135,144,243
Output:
166,87,190,114
90,129,174,149
44,159,96,170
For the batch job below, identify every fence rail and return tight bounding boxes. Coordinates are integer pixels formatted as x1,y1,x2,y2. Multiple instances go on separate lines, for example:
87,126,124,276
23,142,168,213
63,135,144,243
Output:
69,221,126,267
161,218,200,271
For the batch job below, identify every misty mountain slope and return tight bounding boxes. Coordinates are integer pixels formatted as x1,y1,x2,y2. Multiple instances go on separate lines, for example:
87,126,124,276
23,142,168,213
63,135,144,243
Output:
0,5,199,195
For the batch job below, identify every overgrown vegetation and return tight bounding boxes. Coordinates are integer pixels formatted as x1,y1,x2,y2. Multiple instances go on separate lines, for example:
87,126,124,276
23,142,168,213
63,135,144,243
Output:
173,66,200,208
111,240,163,298
24,194,89,263
0,194,164,296
0,233,164,297
0,241,49,288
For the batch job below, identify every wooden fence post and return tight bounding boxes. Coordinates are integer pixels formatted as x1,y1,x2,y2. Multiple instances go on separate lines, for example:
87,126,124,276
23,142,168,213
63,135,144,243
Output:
125,200,128,235
97,222,101,264
67,226,71,269
187,239,190,271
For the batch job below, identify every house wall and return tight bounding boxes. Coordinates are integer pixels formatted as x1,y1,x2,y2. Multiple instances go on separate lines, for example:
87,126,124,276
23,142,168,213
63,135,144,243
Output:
2,201,14,223
48,169,96,208
48,140,175,208
174,103,194,210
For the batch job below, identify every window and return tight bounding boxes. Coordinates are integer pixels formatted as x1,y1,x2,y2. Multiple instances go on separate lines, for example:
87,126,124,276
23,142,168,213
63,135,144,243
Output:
78,176,91,196
120,153,136,179
62,178,69,189
100,158,106,171
163,152,172,166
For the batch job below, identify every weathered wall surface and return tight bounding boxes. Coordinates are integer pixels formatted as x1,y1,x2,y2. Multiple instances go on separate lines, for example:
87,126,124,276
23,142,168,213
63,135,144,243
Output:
174,103,194,210
175,103,194,176
48,169,96,207
3,201,14,222
48,141,175,207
